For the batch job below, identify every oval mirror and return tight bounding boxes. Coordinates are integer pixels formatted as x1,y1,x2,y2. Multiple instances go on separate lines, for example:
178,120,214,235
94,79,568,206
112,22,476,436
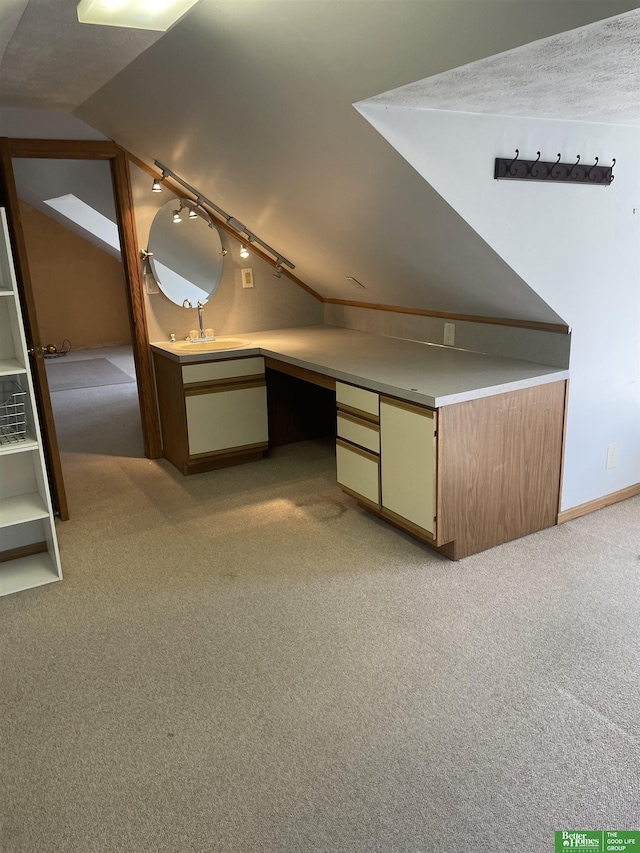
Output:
148,200,224,306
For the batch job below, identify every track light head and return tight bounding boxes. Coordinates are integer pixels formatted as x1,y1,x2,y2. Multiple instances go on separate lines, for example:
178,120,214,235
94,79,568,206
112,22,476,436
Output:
172,208,182,223
152,177,162,193
188,207,199,220
273,261,283,278
240,244,250,259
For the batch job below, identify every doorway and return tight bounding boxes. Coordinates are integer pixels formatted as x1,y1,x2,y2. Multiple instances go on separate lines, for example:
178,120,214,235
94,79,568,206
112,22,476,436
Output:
0,138,162,520
13,157,145,485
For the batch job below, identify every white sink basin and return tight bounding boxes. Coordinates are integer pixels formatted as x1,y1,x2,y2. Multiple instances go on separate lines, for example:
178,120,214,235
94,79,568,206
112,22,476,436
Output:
172,338,250,352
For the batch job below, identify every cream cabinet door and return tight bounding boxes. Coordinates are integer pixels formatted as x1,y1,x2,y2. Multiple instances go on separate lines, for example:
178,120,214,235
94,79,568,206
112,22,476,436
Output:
185,385,268,456
380,398,436,536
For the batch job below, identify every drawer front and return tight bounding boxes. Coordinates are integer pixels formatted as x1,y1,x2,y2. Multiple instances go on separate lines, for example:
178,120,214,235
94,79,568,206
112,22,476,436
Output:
336,441,380,505
185,385,268,456
182,356,264,385
337,412,380,454
335,382,379,417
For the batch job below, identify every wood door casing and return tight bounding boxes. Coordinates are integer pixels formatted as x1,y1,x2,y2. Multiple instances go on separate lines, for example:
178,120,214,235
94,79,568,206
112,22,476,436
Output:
0,139,68,519
0,138,163,519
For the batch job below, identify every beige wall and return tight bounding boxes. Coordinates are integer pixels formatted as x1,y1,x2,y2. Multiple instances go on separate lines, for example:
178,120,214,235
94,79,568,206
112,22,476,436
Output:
19,200,131,350
130,164,323,343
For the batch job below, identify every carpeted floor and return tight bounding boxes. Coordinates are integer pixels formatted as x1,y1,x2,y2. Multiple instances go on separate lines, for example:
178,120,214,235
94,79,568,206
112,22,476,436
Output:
45,356,135,392
1,347,638,853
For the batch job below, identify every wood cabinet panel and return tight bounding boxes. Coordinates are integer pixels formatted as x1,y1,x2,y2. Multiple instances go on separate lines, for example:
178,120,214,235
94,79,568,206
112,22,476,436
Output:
380,398,436,537
437,381,566,558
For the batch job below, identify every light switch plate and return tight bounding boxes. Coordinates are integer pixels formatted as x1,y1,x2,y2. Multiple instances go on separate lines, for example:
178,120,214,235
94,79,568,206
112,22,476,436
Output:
444,322,455,346
241,268,254,288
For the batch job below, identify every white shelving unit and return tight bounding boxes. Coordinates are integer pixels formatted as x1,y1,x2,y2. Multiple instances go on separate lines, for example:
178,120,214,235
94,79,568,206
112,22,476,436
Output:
0,208,62,596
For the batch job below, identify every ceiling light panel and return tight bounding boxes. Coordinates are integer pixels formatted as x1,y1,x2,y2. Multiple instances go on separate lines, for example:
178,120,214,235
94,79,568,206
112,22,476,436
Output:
77,0,201,32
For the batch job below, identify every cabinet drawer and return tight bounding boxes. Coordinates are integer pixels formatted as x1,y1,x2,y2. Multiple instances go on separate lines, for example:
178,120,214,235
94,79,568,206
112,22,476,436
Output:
336,439,380,505
182,356,264,385
336,382,379,418
337,412,380,454
185,384,268,456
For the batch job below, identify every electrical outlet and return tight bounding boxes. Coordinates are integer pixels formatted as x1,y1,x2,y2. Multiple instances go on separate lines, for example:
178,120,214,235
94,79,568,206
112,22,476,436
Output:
606,444,618,469
241,268,254,288
443,322,455,347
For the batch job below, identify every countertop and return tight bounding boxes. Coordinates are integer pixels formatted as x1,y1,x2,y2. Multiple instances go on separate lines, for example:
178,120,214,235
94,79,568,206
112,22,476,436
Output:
151,325,568,408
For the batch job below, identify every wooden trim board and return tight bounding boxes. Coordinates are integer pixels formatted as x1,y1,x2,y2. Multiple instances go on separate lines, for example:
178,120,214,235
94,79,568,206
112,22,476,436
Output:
558,483,640,524
336,437,379,463
336,403,379,425
264,357,335,391
185,377,266,395
7,139,120,160
325,298,570,335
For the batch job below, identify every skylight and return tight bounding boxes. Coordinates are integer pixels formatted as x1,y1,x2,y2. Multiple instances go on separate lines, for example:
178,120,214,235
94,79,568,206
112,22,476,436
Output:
76,0,201,31
43,194,121,251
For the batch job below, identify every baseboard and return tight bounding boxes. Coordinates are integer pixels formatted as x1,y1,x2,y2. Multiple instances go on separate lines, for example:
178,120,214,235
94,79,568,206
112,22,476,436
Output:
558,483,640,524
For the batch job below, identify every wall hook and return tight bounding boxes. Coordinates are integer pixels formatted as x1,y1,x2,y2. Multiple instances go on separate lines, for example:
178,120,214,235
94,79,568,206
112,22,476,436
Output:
528,151,542,178
495,151,614,186
569,154,581,180
586,157,599,180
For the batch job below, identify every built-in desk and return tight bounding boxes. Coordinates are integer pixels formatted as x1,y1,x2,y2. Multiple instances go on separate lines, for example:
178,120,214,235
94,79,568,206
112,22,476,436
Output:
152,326,569,559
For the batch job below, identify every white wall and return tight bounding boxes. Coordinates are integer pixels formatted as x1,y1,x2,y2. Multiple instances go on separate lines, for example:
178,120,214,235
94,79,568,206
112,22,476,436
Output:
357,105,640,510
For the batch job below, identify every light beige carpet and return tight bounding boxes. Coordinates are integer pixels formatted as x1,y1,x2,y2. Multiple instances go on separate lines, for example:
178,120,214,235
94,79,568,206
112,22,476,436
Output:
1,368,639,853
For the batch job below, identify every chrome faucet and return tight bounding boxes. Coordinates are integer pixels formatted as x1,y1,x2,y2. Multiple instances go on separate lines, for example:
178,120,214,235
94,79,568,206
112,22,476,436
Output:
197,301,205,340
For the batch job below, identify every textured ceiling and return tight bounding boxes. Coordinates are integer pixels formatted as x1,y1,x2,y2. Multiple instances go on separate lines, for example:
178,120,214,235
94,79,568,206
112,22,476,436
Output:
364,9,640,126
0,0,163,110
4,0,639,323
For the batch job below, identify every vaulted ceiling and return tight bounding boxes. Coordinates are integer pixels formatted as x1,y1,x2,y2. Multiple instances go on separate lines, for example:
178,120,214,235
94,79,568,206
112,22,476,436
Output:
2,0,638,323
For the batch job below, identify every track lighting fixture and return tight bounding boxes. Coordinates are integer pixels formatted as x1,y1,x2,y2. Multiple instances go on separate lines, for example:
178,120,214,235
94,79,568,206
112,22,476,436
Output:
188,207,199,220
152,169,167,193
172,206,183,224
154,159,295,273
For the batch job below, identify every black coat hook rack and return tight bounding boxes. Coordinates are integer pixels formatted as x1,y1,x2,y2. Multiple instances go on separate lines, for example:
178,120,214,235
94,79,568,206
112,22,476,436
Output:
495,150,615,185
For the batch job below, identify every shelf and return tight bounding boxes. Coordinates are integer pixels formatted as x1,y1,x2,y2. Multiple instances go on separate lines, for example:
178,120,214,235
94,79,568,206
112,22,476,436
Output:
0,289,14,297
0,492,49,528
0,435,38,456
0,358,26,376
0,551,60,596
